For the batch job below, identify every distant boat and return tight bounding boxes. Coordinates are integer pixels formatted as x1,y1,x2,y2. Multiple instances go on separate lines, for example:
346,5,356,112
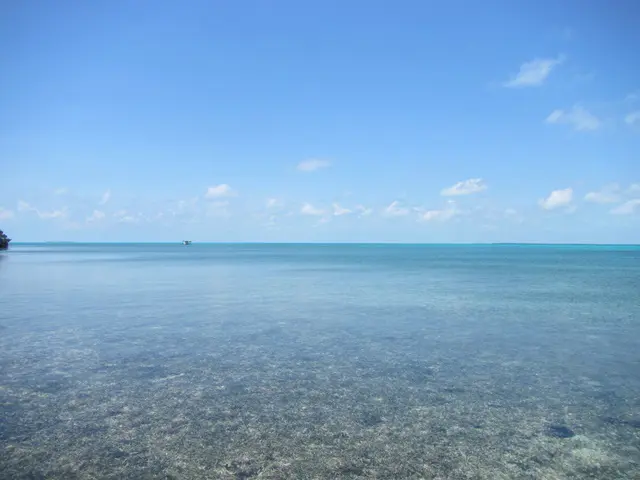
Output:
182,240,192,245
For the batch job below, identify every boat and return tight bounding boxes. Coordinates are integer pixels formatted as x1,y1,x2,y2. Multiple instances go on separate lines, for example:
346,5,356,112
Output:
182,240,192,245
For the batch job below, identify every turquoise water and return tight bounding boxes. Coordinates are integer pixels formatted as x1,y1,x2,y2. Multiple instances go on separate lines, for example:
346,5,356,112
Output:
1,243,639,478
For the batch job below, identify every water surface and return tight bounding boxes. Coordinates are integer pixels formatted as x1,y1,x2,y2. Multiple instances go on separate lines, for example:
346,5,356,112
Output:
1,243,639,478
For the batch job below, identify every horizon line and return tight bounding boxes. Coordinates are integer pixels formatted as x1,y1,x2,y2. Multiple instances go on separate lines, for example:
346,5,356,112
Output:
8,241,640,247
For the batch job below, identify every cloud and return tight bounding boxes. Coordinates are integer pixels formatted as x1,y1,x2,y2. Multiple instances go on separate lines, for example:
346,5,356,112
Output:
205,184,236,198
504,56,564,87
539,187,573,210
625,111,640,126
17,200,67,219
584,184,621,204
300,203,324,216
628,184,640,194
545,106,601,131
206,200,231,218
610,199,640,215
17,200,33,212
297,159,331,172
54,188,68,195
383,200,410,217
0,207,14,220
38,208,67,219
355,205,373,216
332,203,352,216
503,208,524,223
86,210,106,222
626,92,640,102
441,178,487,196
113,210,141,223
99,189,111,205
266,198,284,209
420,201,459,222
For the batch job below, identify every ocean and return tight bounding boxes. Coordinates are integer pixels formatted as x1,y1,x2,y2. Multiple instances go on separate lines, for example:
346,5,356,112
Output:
1,243,639,479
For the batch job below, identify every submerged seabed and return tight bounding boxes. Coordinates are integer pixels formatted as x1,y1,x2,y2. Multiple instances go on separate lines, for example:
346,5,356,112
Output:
1,244,639,479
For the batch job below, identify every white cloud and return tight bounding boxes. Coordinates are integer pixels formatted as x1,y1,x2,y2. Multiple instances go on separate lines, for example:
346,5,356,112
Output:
332,203,352,216
610,199,640,215
628,184,640,194
626,92,639,102
17,200,33,212
206,200,231,218
54,188,68,195
113,210,142,223
355,205,373,216
504,56,564,87
545,106,601,131
86,210,106,222
297,159,331,172
17,200,67,219
539,187,573,210
205,184,235,198
99,189,111,205
300,203,324,216
625,111,640,125
383,200,410,217
420,201,459,222
38,208,67,219
441,178,487,196
584,184,621,204
0,207,14,220
266,198,284,209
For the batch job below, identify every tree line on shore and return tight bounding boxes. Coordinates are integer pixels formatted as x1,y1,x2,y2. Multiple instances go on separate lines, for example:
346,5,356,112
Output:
0,229,10,250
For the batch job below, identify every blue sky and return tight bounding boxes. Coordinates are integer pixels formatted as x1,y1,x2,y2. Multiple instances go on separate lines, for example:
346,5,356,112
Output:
1,0,639,243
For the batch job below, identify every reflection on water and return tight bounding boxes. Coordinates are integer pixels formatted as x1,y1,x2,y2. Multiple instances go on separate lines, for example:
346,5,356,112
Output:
1,244,639,478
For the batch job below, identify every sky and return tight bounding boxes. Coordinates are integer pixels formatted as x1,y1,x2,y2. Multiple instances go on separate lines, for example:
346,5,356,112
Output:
0,0,639,243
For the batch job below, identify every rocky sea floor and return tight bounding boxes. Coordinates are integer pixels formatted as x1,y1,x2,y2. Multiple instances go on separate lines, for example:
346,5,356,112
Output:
2,311,639,480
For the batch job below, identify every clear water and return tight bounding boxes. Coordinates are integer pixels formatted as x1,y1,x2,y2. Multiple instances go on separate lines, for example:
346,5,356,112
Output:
1,243,639,479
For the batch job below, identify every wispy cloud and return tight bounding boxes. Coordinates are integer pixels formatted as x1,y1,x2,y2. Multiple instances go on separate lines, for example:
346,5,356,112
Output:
610,199,640,215
300,203,324,216
539,188,573,210
545,106,601,131
266,198,283,209
114,210,141,223
86,210,106,222
625,111,640,126
54,187,68,195
297,159,331,172
355,205,373,216
504,56,564,87
17,200,33,212
419,201,459,222
584,184,621,204
39,209,67,219
383,200,410,217
626,91,640,103
17,200,67,219
206,200,231,218
441,178,487,196
0,207,14,220
99,189,111,205
332,203,351,216
205,184,236,199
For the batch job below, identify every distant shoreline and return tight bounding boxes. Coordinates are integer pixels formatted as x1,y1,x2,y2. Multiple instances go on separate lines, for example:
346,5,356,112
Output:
7,241,640,247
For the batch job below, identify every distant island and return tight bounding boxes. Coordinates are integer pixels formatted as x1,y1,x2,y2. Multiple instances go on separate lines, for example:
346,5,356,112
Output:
0,229,10,250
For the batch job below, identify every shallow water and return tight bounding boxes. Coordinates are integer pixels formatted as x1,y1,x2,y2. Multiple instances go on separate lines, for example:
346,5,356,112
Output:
1,243,639,479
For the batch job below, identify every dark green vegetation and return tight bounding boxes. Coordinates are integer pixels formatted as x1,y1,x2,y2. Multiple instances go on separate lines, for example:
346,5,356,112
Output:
0,229,10,250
